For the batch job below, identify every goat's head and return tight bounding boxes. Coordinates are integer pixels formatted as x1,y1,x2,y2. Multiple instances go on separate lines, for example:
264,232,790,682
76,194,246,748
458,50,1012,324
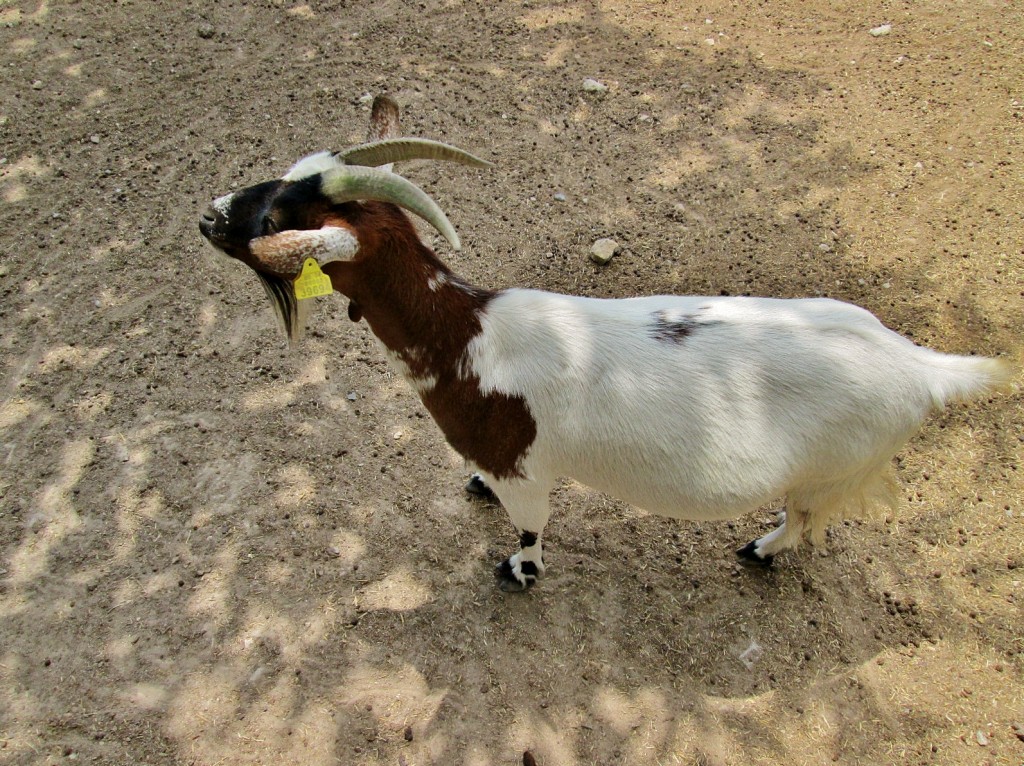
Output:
198,96,489,341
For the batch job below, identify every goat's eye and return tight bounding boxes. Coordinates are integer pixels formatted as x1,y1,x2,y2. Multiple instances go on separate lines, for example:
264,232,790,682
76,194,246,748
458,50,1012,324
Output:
263,215,281,236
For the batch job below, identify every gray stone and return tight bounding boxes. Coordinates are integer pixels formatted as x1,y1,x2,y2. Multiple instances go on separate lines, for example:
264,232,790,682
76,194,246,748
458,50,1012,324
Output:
590,238,619,265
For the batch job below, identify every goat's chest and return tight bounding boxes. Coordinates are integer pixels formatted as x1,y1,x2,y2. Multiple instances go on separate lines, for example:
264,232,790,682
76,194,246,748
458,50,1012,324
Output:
383,346,537,480
418,372,536,481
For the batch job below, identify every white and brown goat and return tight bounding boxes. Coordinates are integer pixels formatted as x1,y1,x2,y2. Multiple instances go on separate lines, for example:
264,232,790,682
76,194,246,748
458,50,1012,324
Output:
199,96,1009,591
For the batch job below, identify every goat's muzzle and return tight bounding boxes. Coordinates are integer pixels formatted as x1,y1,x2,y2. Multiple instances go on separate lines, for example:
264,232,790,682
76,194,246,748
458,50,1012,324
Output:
198,205,220,245
198,202,310,345
198,204,244,262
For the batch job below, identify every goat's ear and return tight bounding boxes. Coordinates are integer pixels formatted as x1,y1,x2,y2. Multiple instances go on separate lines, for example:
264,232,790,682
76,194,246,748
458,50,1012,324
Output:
249,226,360,277
368,95,401,142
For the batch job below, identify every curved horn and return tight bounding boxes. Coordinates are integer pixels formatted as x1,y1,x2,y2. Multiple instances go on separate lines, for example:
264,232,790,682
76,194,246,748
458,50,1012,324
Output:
337,138,492,170
320,164,462,250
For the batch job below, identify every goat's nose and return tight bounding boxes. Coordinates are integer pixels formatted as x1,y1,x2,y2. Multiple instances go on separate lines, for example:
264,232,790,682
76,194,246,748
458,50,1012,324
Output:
199,204,218,239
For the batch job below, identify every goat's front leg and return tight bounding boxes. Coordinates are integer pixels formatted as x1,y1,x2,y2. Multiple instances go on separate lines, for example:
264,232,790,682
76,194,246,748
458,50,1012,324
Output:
482,475,552,592
464,472,495,499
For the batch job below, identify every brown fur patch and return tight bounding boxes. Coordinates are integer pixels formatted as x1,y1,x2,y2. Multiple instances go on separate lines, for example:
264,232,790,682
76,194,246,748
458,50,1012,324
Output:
420,374,536,480
323,202,536,479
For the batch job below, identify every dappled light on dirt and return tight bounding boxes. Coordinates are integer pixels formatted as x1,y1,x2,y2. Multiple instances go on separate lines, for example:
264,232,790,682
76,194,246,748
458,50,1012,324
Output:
6,438,91,585
0,154,50,203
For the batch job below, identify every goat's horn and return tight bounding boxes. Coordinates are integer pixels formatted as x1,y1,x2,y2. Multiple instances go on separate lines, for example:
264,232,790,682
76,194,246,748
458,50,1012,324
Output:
320,164,462,250
337,138,492,170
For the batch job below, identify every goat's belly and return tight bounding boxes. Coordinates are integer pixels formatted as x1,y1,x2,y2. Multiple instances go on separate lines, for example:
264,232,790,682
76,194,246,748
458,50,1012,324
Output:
533,445,786,522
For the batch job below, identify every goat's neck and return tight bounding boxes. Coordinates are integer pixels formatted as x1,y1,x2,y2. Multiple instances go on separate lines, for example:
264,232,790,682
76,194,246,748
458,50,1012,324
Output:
324,237,493,372
321,208,536,481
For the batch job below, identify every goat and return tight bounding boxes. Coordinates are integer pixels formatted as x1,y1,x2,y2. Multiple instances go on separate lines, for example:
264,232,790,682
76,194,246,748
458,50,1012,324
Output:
199,96,1010,591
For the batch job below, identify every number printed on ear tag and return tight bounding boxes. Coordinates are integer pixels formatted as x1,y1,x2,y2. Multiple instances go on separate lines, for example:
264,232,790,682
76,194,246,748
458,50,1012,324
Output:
294,258,333,300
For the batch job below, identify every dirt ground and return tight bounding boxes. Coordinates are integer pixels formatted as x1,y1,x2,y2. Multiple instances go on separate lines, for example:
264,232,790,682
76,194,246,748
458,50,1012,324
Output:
1,1,1022,764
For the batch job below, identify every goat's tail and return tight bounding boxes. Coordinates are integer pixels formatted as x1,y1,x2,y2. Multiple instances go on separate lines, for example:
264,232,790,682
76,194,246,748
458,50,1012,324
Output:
796,350,1012,544
919,351,1014,408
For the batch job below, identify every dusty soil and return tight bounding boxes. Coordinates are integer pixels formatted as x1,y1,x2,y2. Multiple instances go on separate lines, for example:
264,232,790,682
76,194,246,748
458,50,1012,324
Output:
1,1,1022,764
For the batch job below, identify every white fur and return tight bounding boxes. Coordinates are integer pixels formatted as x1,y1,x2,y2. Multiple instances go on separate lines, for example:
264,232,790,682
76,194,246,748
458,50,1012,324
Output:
427,271,449,292
464,290,1007,581
283,151,344,182
212,192,234,220
384,348,438,394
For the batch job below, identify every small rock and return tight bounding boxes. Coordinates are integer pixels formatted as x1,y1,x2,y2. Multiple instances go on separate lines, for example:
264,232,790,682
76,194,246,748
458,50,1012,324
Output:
346,392,358,401
327,546,341,558
975,730,988,746
589,238,619,265
31,80,43,90
358,92,374,106
197,24,215,39
818,243,833,252
553,192,566,202
869,24,892,37
90,135,101,144
582,78,608,93
1012,722,1024,742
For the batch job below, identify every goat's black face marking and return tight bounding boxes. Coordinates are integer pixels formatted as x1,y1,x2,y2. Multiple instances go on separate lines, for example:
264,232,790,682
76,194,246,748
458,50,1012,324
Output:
270,177,331,231
201,180,283,257
200,176,338,265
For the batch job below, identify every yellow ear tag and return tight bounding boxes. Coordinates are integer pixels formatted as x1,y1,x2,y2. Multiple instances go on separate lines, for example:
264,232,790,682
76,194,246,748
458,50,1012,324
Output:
293,258,333,300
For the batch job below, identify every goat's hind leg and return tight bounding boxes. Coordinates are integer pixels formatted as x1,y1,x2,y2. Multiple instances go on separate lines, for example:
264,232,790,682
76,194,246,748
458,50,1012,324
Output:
737,507,809,566
485,477,552,592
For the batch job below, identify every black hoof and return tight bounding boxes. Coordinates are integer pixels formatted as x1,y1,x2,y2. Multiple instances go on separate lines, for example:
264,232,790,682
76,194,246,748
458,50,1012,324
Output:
736,541,774,567
494,559,531,592
465,473,495,499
